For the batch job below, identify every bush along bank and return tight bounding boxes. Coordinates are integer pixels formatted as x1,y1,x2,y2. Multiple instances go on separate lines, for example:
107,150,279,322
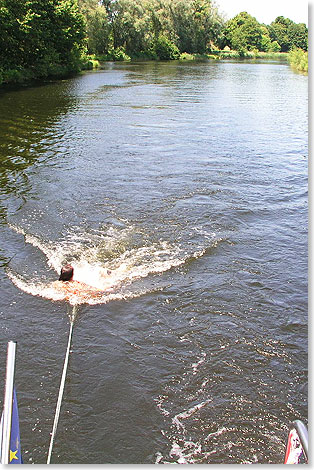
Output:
0,56,98,87
288,48,308,73
0,60,82,87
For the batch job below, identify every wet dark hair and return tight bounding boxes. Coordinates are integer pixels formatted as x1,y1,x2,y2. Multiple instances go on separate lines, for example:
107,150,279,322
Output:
59,264,74,281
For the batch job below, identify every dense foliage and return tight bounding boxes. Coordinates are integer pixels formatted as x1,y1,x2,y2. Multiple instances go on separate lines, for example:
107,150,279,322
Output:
78,0,225,59
222,12,308,55
0,0,86,84
269,16,308,52
0,0,308,85
288,48,308,73
79,2,307,61
223,12,281,54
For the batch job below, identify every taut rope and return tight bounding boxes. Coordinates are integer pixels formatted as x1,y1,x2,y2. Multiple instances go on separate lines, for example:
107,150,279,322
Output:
47,305,78,464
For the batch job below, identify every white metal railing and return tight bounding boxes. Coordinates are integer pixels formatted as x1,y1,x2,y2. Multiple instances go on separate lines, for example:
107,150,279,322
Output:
0,341,17,464
284,420,308,464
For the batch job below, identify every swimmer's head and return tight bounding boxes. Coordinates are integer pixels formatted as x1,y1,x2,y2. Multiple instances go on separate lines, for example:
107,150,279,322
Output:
59,264,74,281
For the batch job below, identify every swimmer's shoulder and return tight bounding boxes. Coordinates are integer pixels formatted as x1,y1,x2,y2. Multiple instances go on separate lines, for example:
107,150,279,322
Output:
52,280,105,298
52,280,74,292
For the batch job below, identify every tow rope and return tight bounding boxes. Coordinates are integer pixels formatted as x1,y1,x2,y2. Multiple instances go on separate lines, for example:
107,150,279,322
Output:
47,306,77,464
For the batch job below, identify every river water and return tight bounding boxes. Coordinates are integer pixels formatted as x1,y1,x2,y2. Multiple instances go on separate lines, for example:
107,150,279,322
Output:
0,60,307,464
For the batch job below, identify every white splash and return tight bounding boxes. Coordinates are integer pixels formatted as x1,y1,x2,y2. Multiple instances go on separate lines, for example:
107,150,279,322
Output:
7,224,217,306
192,351,207,374
205,426,229,440
169,440,202,464
172,399,212,431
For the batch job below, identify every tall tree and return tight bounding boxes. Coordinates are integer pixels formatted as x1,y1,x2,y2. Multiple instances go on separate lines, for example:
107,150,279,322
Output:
268,16,308,52
224,12,263,53
79,0,111,53
170,0,224,53
108,0,154,53
106,0,224,55
268,16,292,52
287,22,308,51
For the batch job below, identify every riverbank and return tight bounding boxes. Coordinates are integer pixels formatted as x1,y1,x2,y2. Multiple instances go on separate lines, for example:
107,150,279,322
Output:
93,50,289,63
0,54,97,88
179,51,289,61
0,50,304,89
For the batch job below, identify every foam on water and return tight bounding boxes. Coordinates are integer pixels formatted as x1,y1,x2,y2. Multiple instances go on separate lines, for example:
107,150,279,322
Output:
7,224,219,306
172,399,212,431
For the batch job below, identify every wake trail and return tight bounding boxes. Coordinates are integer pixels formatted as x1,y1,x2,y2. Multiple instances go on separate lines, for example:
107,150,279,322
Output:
7,224,222,305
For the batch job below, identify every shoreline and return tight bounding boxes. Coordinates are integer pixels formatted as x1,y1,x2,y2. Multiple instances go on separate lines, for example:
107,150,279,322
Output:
0,51,304,90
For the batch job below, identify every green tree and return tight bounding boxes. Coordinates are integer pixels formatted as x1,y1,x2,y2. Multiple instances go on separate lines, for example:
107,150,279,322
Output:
224,11,263,53
268,16,292,52
0,0,86,81
170,0,224,53
53,0,86,69
268,16,308,52
154,34,180,59
107,0,154,54
287,22,308,51
79,0,111,53
93,0,225,57
259,25,280,52
288,47,308,72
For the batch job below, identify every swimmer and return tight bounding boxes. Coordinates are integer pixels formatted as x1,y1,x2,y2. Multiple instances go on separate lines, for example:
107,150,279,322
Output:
59,264,74,281
55,264,108,300
59,264,111,282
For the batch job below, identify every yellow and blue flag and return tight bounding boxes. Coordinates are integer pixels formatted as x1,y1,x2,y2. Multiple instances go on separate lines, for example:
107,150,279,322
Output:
9,388,22,464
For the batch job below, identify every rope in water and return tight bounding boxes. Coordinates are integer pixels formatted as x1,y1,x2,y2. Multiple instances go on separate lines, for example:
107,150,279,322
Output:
47,306,77,464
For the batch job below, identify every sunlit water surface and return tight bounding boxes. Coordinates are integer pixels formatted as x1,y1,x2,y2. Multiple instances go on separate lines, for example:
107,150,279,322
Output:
0,61,307,464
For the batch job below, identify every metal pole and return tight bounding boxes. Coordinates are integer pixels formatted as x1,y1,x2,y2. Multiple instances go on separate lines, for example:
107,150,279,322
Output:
1,341,16,464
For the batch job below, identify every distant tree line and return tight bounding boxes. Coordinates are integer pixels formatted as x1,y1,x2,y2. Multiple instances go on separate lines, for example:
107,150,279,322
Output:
79,0,308,59
78,0,225,60
223,12,308,55
0,0,308,85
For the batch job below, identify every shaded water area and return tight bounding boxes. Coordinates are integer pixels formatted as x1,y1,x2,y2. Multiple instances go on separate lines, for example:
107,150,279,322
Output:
0,61,307,463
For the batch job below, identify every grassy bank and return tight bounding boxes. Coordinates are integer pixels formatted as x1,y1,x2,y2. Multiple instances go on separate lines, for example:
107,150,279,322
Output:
178,51,289,61
92,50,289,64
